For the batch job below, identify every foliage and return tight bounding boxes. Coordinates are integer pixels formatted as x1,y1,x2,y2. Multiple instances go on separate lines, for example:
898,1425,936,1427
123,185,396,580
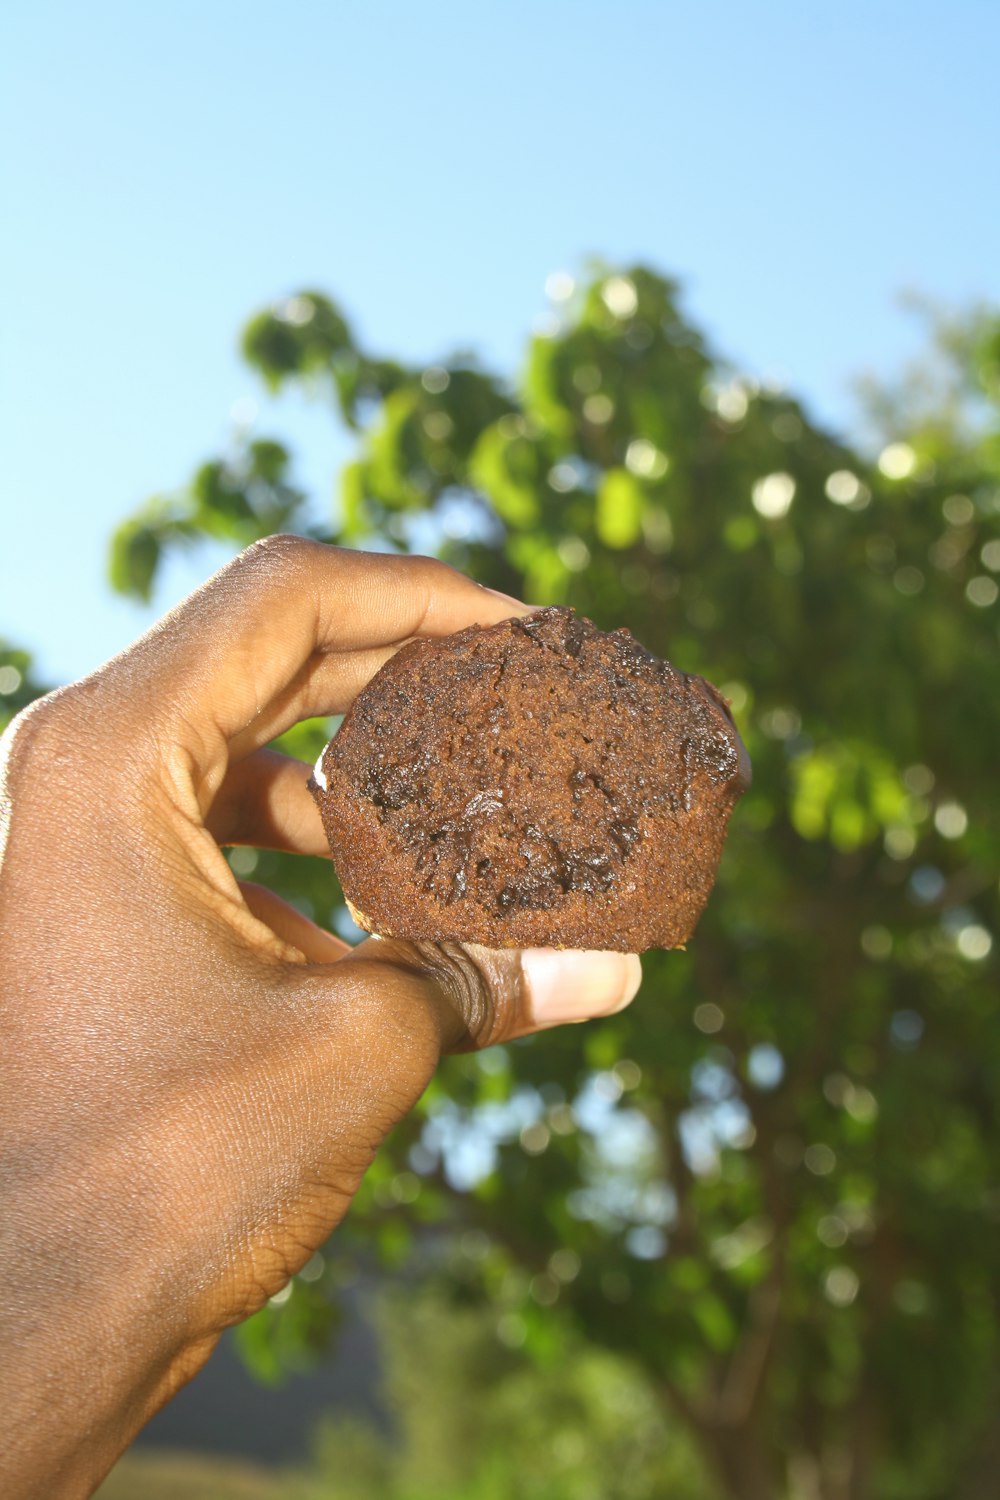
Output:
309,1288,716,1500
0,641,50,734
97,1289,715,1500
94,1449,308,1500
100,265,1000,1499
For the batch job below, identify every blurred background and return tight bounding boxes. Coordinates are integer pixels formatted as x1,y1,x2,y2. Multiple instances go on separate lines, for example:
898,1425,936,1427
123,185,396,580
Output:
3,3,1000,1498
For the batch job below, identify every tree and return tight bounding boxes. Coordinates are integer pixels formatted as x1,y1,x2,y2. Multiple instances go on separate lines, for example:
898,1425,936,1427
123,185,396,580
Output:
0,641,49,735
96,1284,715,1500
100,267,1000,1498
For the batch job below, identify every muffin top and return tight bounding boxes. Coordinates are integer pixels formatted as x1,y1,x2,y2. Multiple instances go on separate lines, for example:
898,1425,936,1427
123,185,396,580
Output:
311,607,749,952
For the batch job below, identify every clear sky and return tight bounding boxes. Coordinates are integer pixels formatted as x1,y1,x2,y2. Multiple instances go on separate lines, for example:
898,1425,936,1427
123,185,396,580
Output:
2,0,998,685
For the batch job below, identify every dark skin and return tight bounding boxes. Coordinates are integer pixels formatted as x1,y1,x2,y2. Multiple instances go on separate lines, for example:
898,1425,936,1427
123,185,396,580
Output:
0,538,641,1498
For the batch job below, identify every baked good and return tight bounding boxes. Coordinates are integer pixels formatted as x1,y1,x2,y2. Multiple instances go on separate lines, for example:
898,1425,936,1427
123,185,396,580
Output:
309,606,749,952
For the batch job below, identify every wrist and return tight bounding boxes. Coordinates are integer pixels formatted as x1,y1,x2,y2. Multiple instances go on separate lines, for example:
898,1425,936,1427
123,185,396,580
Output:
0,1168,217,1497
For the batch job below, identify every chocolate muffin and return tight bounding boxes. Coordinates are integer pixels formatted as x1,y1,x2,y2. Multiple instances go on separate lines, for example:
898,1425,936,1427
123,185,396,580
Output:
310,607,749,953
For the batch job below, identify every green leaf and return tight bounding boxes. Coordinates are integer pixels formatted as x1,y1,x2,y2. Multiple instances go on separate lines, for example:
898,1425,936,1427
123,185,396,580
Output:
469,422,541,527
339,459,367,537
505,534,569,602
241,291,354,390
248,439,290,485
366,388,432,510
691,1292,737,1353
192,461,254,526
232,1280,339,1386
789,742,916,851
0,639,49,730
596,468,643,548
523,335,575,441
107,520,161,602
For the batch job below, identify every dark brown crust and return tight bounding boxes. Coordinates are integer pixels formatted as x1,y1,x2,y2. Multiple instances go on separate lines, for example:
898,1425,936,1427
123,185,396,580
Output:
310,607,749,952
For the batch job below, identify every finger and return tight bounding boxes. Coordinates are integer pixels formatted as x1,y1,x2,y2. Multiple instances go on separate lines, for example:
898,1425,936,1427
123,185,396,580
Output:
223,643,426,765
239,881,352,963
341,938,644,1049
207,750,328,854
101,538,531,770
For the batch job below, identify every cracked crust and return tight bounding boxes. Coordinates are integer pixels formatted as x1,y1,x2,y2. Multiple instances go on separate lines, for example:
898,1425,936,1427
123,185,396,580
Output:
310,607,749,952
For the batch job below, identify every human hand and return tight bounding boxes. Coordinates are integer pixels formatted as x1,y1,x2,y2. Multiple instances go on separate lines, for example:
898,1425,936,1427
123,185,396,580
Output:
0,538,641,1498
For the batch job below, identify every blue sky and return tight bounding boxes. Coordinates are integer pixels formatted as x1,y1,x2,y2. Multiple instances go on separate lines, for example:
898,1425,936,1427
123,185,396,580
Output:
2,0,998,685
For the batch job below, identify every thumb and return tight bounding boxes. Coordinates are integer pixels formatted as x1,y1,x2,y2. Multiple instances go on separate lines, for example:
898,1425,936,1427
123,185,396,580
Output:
343,937,643,1052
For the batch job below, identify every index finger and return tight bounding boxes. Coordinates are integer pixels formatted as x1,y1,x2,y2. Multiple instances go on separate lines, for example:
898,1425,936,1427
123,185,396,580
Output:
100,537,530,772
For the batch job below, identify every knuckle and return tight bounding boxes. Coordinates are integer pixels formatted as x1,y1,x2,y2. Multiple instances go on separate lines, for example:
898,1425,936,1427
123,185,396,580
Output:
412,940,512,1051
2,680,147,815
382,554,467,633
239,532,328,582
1,686,89,775
383,551,456,593
407,552,460,587
438,942,497,1046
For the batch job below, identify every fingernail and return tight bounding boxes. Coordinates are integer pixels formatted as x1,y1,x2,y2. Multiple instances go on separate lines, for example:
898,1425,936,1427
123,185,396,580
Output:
521,949,643,1027
484,586,535,615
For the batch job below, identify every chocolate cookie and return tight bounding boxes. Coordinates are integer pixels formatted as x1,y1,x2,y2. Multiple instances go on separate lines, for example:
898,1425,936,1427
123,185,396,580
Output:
310,607,749,952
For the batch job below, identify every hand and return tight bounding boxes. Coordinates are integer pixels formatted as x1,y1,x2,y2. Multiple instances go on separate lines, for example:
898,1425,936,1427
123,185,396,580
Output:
0,537,641,1498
